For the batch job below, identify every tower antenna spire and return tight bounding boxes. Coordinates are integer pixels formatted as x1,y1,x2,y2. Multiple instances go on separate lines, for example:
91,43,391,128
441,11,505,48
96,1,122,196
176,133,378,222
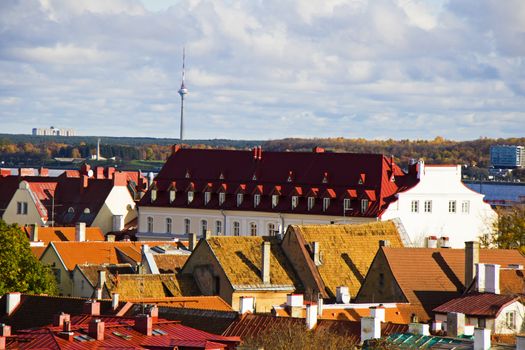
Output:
178,47,188,141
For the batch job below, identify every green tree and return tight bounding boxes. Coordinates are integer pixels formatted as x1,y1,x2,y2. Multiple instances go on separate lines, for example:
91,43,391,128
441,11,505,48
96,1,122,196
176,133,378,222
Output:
0,220,57,295
482,205,525,250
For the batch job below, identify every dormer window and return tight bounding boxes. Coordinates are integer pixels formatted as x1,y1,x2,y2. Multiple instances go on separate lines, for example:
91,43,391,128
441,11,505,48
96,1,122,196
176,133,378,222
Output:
307,197,315,211
169,189,176,203
219,192,226,205
361,199,369,213
187,191,194,204
204,191,211,205
344,198,351,211
272,194,279,208
151,188,157,203
237,193,244,207
323,198,330,211
291,196,298,210
254,194,261,208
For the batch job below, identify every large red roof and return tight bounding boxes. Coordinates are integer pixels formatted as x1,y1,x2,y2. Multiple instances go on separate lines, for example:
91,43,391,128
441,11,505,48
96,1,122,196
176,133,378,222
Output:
433,293,519,317
140,147,419,218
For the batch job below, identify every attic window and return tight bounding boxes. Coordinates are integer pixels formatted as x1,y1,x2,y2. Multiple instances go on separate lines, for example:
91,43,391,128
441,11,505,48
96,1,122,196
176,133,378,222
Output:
204,191,211,205
361,199,369,213
219,192,226,206
237,193,244,207
169,189,176,203
307,197,315,211
254,194,261,208
68,207,75,213
323,198,330,212
185,170,191,178
291,196,298,210
272,194,279,208
187,191,194,204
84,208,90,214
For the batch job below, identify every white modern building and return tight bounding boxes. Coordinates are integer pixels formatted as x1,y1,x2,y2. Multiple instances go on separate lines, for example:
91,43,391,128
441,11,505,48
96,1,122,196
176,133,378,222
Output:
381,161,497,248
32,126,75,136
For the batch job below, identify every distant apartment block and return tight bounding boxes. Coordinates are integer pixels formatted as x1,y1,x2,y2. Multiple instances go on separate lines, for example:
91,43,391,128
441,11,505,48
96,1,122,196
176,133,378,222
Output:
32,126,75,136
490,145,524,168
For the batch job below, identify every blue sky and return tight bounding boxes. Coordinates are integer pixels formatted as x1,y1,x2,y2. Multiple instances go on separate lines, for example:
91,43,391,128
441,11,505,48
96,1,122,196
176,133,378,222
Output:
0,0,524,140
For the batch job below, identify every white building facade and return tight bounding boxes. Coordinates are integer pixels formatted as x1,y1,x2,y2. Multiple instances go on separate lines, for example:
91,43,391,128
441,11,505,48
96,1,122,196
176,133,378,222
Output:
381,161,497,248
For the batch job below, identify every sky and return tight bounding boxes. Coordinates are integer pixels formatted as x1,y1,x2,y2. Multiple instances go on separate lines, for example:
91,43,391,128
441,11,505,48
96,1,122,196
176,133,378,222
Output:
0,0,524,140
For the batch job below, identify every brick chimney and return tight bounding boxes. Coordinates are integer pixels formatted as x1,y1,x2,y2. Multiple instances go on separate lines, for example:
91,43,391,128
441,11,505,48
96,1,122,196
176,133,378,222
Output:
427,236,438,248
0,336,5,350
53,312,70,327
83,300,100,316
447,312,465,337
81,175,89,189
88,319,105,341
0,324,11,337
147,305,158,321
370,306,385,322
261,241,271,284
204,230,212,240
98,270,106,289
113,172,127,186
75,222,86,242
134,315,152,336
465,241,479,291
361,316,381,344
516,335,525,350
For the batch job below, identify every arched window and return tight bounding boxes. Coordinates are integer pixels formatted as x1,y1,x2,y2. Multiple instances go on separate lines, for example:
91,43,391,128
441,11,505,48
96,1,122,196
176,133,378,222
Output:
184,218,191,234
147,216,153,233
250,222,257,236
268,223,276,236
233,221,240,236
166,218,172,233
215,220,222,235
201,219,208,236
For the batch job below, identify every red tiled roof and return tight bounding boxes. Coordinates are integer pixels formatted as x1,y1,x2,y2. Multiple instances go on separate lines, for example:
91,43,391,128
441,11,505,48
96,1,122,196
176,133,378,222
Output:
139,147,419,218
433,293,519,317
23,226,105,244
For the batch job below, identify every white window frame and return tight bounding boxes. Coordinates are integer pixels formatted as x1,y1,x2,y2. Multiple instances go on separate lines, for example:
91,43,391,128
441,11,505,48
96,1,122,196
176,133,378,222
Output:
254,194,261,208
204,191,211,205
215,220,222,235
461,200,470,214
343,198,351,211
250,222,257,236
307,197,315,211
323,198,330,212
17,201,28,215
424,200,432,213
411,200,419,213
272,194,279,208
361,199,369,213
268,223,276,236
449,200,457,213
187,191,194,204
147,216,153,233
506,311,516,329
219,192,226,206
233,221,240,236
166,217,172,234
291,196,298,210
237,193,244,207
184,218,191,235
169,189,176,203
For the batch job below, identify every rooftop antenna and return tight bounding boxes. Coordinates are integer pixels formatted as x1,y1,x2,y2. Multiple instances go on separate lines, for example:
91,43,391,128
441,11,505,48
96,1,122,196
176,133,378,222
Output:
178,48,188,141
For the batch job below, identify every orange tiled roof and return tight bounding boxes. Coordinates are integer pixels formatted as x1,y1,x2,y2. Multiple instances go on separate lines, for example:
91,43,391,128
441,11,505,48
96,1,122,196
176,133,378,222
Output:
30,246,46,259
23,226,105,244
500,269,525,295
153,254,190,273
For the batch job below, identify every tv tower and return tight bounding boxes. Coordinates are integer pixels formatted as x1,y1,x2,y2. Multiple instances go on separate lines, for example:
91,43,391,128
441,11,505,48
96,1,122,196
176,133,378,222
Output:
178,48,188,141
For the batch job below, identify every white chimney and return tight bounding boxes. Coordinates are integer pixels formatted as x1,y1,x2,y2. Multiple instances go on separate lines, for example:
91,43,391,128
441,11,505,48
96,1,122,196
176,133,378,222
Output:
95,288,102,300
516,335,525,350
431,321,442,333
75,222,86,242
361,316,381,344
370,306,385,323
485,264,500,294
336,286,351,304
261,241,271,284
476,263,486,293
408,323,430,336
98,270,106,289
287,294,303,308
112,215,124,232
306,303,318,330
313,241,321,266
474,328,491,350
239,296,254,314
142,244,150,254
427,236,438,248
112,293,119,310
440,236,450,248
447,312,465,337
464,325,475,336
417,160,425,179
5,292,21,315
317,297,324,317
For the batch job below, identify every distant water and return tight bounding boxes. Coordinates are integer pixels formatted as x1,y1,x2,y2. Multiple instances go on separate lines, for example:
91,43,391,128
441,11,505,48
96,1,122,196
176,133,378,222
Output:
465,182,525,202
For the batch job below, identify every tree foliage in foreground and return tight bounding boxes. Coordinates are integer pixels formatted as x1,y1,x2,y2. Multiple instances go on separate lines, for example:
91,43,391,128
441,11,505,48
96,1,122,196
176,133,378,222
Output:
0,220,57,295
481,205,525,250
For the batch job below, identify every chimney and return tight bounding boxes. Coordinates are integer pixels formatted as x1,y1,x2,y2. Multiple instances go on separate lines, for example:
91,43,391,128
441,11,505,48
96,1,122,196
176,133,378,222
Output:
306,303,318,330
5,292,21,316
88,319,105,341
0,324,11,337
261,241,271,284
408,323,430,336
464,325,475,336
253,147,257,160
379,240,390,248
39,167,49,176
96,167,104,179
0,336,4,350
112,293,119,310
204,230,212,240
446,312,465,337
440,236,450,248
112,215,124,232
95,288,102,300
80,175,89,190
239,296,255,314
62,320,72,334
106,234,116,242
257,146,262,160
112,172,127,187
474,328,490,350
142,244,150,254
189,233,197,251
134,315,152,336
485,264,500,294
83,300,100,316
286,294,304,318
431,320,442,333
147,305,159,321
370,306,385,322
53,312,70,327
312,241,321,266
517,335,525,350
98,270,106,289
75,222,86,242
150,187,157,203
107,167,116,180
476,263,486,293
426,236,438,248
361,316,381,344
31,224,39,242
317,297,324,317
465,241,480,290
336,286,351,304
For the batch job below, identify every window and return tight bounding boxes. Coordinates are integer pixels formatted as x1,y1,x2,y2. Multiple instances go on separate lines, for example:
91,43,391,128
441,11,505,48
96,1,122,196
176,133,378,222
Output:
187,191,194,204
204,191,211,205
254,194,261,208
184,218,191,234
233,221,240,236
379,273,385,287
448,200,457,213
215,220,222,235
166,218,172,234
68,207,75,213
506,311,516,329
219,192,225,206
147,216,153,233
250,222,257,236
461,200,470,213
291,196,298,210
16,201,28,215
323,198,330,212
237,193,244,207
169,189,176,203
344,198,351,211
424,200,432,213
201,220,208,236
307,197,315,211
268,223,276,236
272,194,279,208
361,199,369,213
478,318,486,328
411,200,419,213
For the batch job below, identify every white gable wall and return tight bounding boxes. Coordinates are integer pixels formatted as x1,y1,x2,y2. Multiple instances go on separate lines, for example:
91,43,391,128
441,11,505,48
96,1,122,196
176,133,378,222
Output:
381,162,497,248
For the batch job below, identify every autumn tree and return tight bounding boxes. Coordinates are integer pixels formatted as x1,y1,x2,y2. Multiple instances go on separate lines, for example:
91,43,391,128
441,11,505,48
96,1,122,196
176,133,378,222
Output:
481,205,525,250
0,220,57,295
